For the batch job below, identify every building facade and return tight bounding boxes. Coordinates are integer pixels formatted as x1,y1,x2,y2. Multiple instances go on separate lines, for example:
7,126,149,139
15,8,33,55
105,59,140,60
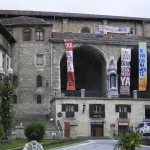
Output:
0,10,150,138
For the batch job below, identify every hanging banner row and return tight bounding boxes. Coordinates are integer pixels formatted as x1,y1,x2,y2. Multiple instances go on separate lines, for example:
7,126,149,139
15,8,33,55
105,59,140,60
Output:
64,40,147,93
120,42,147,95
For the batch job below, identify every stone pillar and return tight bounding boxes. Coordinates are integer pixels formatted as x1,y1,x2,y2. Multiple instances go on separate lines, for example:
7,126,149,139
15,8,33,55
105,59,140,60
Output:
15,125,26,139
63,19,68,32
133,90,137,99
81,89,85,98
107,90,111,98
142,21,145,36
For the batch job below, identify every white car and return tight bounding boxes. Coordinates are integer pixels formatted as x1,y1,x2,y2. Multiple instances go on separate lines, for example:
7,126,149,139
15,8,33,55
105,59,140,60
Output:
136,121,150,134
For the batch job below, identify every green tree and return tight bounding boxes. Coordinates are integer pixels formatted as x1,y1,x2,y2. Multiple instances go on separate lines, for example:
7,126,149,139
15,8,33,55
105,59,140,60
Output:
0,76,14,137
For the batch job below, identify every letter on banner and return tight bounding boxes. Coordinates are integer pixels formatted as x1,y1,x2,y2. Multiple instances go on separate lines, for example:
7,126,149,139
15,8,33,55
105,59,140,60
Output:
139,42,147,91
120,48,131,95
64,39,76,90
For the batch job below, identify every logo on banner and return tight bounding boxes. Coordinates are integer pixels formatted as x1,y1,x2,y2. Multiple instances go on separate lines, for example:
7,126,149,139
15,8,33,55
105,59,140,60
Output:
120,48,131,95
64,40,76,91
139,42,147,91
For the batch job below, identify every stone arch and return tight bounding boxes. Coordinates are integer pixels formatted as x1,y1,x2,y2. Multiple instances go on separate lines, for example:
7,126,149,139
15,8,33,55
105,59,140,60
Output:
117,48,150,95
60,45,107,94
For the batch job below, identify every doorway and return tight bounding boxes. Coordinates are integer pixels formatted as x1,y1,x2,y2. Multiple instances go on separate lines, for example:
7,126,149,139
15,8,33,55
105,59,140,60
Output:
91,123,103,137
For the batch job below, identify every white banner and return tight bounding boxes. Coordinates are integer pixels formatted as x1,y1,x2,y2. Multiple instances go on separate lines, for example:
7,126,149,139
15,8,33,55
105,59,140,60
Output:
99,25,130,34
120,48,131,95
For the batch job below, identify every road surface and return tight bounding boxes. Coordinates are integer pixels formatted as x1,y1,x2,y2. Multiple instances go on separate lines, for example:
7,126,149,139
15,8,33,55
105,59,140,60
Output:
50,139,150,150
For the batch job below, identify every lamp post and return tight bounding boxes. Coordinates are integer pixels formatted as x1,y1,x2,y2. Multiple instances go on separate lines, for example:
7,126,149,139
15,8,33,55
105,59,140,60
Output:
83,103,86,114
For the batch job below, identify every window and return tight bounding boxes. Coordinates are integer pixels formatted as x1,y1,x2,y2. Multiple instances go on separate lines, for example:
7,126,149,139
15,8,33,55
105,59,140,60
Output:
7,58,9,70
2,54,5,69
116,105,131,113
36,28,44,41
23,28,31,41
80,27,91,33
13,75,18,87
37,95,41,104
110,74,116,88
62,104,78,118
145,105,150,119
36,75,42,87
13,95,17,104
89,104,105,118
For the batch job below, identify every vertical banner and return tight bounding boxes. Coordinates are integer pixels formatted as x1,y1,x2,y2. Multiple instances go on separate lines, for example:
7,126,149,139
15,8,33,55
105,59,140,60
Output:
139,42,147,91
120,48,131,95
64,39,76,90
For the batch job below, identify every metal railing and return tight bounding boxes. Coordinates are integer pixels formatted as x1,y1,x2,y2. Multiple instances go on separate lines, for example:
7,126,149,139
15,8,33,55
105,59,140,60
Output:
119,112,128,118
61,90,150,99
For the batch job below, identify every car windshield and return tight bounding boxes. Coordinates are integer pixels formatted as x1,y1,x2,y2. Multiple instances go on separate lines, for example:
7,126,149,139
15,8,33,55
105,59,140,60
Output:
137,123,144,128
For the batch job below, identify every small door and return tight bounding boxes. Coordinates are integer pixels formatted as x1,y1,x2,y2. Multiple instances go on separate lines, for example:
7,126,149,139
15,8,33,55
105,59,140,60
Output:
91,124,103,137
64,122,70,137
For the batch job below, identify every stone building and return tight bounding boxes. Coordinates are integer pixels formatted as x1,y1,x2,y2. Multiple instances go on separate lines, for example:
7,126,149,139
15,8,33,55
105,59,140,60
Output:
0,10,150,138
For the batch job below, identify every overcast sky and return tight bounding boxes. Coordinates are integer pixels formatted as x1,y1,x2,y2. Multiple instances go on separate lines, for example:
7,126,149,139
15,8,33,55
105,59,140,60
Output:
0,0,149,18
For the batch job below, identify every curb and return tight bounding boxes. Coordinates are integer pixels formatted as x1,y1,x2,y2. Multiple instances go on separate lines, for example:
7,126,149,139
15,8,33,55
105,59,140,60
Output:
48,140,89,150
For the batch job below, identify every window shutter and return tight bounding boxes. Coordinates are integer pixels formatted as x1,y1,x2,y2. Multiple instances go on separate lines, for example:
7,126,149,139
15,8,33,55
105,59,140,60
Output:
89,104,93,112
115,105,119,112
62,104,66,112
101,105,105,118
75,104,78,112
127,105,131,112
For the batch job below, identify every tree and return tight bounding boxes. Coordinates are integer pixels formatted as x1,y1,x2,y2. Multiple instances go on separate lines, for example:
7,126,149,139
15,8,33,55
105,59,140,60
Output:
0,76,14,137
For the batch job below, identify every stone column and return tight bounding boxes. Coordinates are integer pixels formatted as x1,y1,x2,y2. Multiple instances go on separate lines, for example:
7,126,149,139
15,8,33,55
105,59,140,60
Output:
81,89,85,98
107,90,111,98
133,90,137,99
15,125,26,139
63,19,68,32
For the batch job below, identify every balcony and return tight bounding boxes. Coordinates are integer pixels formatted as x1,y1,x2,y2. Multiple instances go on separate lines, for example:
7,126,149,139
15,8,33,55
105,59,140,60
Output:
90,112,105,118
66,112,74,118
119,112,128,118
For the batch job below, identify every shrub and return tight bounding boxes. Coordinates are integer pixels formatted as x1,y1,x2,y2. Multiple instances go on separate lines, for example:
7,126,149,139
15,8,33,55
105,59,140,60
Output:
24,121,45,141
114,131,142,150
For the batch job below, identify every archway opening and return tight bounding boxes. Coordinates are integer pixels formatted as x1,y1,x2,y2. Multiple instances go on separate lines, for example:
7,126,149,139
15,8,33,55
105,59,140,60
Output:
117,48,150,97
60,46,106,96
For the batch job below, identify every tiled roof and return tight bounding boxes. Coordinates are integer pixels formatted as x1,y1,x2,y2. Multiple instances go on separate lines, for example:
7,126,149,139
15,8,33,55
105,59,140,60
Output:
0,10,149,22
1,16,48,25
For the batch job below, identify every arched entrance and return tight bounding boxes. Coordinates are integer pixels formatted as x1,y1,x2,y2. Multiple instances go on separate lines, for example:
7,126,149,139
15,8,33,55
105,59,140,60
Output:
117,48,150,97
60,45,106,96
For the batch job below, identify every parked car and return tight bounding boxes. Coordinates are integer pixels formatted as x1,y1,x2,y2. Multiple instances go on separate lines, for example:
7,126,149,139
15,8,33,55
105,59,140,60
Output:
135,120,150,134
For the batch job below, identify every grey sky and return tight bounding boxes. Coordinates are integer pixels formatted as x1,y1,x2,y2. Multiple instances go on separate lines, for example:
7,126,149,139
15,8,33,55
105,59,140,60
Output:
0,0,149,18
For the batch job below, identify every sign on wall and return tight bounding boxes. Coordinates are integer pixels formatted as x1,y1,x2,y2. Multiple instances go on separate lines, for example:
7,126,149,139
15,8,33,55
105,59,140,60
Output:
64,39,76,90
120,48,131,95
99,25,130,34
138,42,147,91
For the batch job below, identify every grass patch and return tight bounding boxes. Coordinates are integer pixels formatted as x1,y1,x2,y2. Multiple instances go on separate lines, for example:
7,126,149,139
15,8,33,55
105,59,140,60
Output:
0,139,53,150
0,139,84,150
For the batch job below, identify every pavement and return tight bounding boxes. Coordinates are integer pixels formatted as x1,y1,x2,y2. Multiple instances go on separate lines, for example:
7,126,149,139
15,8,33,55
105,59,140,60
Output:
48,139,150,150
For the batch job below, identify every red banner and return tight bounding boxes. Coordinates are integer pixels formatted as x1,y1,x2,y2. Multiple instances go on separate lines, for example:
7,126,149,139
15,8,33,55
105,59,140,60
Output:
64,40,76,90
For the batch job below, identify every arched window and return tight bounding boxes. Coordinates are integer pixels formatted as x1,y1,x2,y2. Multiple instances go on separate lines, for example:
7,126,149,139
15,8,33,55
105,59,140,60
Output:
23,28,31,41
35,28,44,41
37,95,41,104
13,75,18,87
110,74,116,88
36,75,42,87
80,27,91,33
13,95,17,104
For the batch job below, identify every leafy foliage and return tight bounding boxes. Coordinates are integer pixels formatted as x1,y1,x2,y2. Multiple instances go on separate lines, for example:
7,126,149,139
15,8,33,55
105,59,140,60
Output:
24,121,45,141
0,76,14,137
0,125,4,138
114,131,142,150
